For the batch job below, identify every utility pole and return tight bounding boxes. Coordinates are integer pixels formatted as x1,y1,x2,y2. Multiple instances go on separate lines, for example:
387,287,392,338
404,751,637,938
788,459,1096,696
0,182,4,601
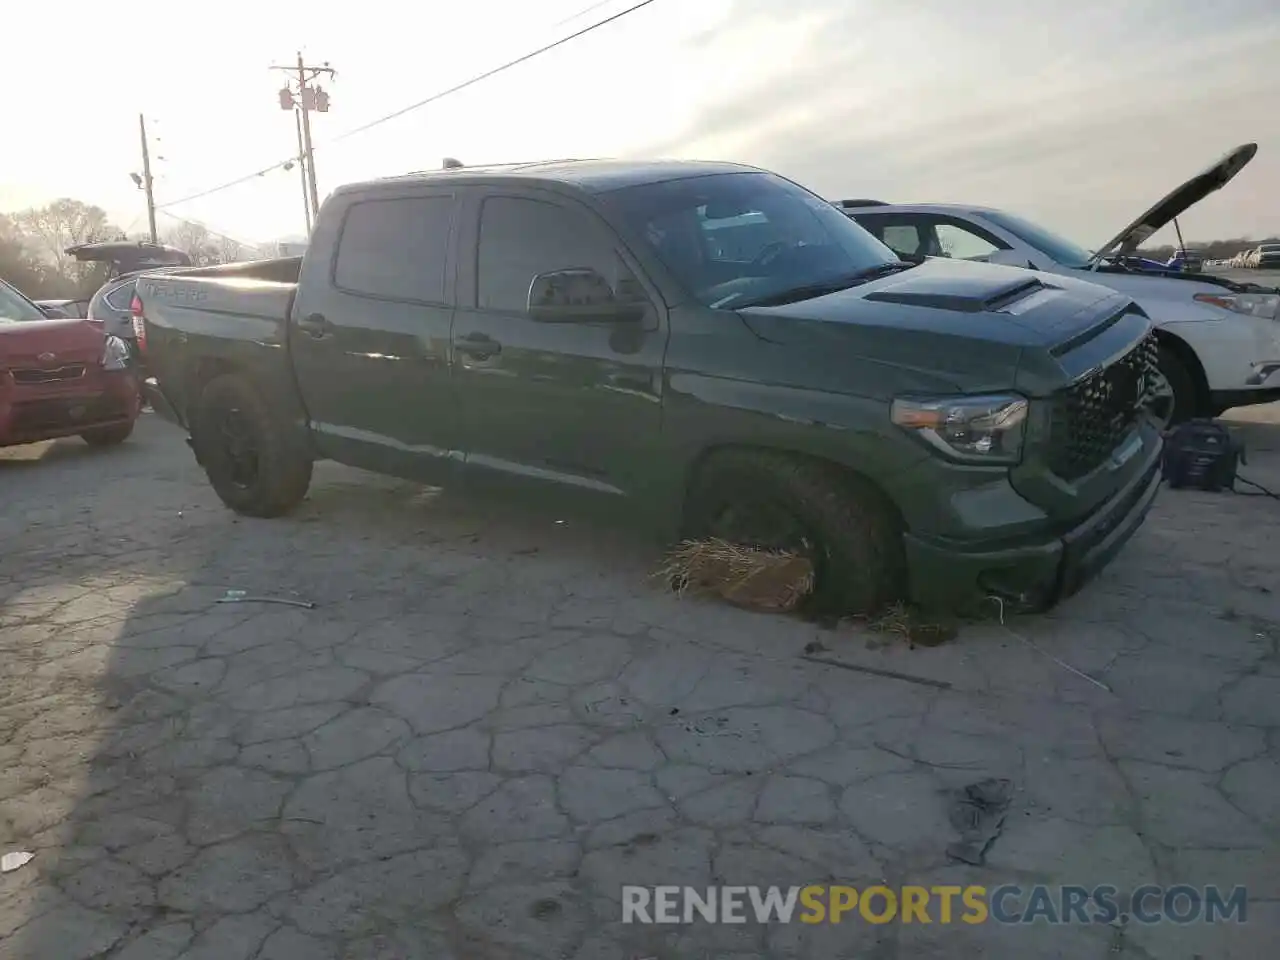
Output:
296,53,321,219
138,114,158,244
271,54,333,233
294,108,312,233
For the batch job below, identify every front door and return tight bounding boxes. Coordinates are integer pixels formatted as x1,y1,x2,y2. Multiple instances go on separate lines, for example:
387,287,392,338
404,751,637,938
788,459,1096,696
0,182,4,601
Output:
450,190,667,500
288,190,461,482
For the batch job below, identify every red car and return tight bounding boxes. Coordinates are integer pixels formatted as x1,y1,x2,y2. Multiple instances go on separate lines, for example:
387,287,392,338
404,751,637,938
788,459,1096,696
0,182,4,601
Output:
1,278,140,448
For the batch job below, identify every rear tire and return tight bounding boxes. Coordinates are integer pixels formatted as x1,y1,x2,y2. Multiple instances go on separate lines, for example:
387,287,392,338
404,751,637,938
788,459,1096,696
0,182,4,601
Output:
1156,345,1202,427
682,449,905,617
191,373,312,517
80,422,134,447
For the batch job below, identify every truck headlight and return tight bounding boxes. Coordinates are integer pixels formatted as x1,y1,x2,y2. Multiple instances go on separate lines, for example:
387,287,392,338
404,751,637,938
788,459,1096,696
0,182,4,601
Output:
1194,292,1280,320
891,394,1028,464
100,335,131,371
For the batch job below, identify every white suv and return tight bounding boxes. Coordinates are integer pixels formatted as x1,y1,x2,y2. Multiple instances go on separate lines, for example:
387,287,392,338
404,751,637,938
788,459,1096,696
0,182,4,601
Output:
839,144,1280,424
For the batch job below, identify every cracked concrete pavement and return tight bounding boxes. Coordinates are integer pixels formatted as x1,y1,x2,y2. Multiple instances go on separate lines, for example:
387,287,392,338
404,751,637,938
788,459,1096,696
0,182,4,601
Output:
2,411,1279,959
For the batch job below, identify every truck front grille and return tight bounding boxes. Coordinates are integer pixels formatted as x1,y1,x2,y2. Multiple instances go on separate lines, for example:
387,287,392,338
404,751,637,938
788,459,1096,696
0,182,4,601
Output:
11,364,87,384
1047,333,1159,481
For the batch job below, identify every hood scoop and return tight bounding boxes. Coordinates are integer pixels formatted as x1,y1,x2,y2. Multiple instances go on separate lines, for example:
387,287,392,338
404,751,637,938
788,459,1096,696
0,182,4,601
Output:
864,274,1049,314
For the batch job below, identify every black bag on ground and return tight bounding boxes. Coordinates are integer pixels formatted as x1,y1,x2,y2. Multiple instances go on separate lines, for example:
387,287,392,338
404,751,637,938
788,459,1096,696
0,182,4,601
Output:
1160,419,1243,491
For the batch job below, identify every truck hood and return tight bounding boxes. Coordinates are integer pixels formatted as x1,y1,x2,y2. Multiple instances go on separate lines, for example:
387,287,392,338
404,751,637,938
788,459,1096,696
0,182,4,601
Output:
734,259,1131,395
738,259,1123,345
1089,142,1257,265
0,318,105,368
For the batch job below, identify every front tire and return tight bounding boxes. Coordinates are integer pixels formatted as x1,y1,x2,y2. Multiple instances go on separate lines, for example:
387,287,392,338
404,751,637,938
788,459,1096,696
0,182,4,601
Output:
191,373,312,517
1155,346,1202,428
682,449,905,617
80,422,134,447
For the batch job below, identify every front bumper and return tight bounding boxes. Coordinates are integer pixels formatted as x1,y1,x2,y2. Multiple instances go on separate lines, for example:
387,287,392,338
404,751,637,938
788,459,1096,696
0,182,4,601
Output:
0,370,140,447
903,440,1163,612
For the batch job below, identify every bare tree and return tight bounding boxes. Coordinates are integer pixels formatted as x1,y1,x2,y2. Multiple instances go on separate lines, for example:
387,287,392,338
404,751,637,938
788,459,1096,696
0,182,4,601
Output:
163,221,257,265
11,199,119,292
162,221,220,266
0,214,51,296
215,235,246,264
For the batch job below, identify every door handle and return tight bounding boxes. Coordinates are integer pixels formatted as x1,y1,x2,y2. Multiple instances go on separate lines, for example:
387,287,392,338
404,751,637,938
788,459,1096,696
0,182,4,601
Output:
455,332,500,360
296,313,334,339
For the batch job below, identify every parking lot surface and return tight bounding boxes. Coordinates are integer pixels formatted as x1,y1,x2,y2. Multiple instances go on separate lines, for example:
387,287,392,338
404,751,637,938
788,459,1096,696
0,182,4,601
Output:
2,412,1279,959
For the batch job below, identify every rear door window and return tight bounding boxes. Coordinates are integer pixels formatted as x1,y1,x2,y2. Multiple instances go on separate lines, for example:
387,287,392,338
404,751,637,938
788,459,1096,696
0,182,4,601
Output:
854,213,1009,261
102,281,136,312
853,214,925,258
334,196,455,304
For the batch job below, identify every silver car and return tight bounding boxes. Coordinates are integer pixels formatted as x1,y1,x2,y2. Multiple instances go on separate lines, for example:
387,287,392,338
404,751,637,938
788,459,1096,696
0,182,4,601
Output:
72,241,192,343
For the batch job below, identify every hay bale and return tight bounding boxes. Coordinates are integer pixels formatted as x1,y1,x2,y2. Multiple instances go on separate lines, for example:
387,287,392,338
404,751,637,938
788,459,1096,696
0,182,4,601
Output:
655,538,814,613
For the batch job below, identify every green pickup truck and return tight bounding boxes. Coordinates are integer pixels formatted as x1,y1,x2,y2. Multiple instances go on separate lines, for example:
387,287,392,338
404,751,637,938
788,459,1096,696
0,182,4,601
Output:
134,159,1163,615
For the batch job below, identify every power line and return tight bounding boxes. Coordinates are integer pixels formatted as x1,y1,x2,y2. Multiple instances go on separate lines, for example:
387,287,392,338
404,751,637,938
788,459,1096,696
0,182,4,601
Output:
156,0,659,211
155,209,263,250
552,0,626,32
330,0,658,143
154,160,289,211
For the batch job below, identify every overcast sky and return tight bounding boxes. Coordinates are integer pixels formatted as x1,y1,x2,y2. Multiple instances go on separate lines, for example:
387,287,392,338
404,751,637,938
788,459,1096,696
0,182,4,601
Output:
3,0,1276,247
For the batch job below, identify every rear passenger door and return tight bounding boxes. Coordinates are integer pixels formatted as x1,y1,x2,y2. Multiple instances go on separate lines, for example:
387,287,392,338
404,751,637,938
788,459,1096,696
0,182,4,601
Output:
450,189,667,499
288,190,461,482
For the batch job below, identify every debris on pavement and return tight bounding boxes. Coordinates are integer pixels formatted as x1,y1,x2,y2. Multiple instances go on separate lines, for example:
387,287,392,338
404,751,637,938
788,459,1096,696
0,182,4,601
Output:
945,778,1013,865
865,602,961,647
1,851,34,873
800,650,953,689
655,538,814,612
215,589,317,609
987,597,1112,692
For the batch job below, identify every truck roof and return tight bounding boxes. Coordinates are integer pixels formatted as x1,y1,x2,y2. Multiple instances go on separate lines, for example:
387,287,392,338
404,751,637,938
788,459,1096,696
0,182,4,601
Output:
345,158,766,196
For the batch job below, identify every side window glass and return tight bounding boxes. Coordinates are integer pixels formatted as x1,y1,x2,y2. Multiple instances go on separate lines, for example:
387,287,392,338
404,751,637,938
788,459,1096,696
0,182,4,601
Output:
334,196,453,303
477,196,629,313
103,282,135,311
935,222,1001,261
881,224,923,258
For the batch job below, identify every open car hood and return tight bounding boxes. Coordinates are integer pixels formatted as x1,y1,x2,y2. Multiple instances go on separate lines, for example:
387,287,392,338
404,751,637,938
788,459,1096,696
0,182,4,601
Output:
1089,143,1257,265
65,240,191,275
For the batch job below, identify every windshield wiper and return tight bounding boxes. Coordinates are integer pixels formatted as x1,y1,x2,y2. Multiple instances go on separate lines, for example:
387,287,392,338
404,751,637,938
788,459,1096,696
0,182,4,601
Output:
733,261,915,308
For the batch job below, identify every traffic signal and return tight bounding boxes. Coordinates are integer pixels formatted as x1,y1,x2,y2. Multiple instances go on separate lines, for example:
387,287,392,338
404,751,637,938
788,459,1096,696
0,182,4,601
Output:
313,86,330,112
278,86,295,110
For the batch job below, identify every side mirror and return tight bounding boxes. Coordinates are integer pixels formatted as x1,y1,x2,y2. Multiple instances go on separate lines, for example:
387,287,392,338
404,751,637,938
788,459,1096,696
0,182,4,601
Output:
38,305,68,318
526,268,646,323
986,249,1036,270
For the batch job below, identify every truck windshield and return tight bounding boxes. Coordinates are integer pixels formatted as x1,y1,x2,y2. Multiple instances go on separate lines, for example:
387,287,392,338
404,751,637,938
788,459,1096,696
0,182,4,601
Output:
981,210,1093,269
0,280,48,323
603,172,900,309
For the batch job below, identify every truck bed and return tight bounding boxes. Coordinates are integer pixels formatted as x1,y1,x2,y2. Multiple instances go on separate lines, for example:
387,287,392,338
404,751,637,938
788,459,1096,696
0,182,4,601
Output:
135,257,304,427
137,258,301,338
